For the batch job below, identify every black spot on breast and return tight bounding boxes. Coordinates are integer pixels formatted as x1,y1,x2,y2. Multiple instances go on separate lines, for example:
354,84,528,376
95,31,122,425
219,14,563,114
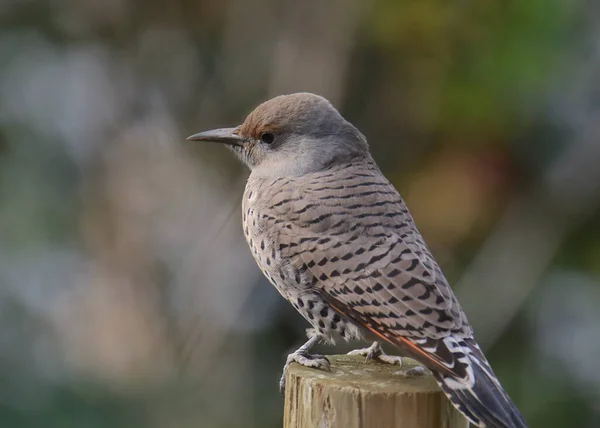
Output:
401,278,421,289
437,310,453,323
355,263,367,272
388,269,401,278
417,288,432,300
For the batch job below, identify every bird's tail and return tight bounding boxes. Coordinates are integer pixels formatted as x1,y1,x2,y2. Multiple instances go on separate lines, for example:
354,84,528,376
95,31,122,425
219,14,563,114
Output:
432,338,527,428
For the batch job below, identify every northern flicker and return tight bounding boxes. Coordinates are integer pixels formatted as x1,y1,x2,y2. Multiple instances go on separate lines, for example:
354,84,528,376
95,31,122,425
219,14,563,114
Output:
187,93,527,428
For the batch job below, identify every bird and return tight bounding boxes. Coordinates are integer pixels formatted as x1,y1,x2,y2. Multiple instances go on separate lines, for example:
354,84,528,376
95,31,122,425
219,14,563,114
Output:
187,93,527,428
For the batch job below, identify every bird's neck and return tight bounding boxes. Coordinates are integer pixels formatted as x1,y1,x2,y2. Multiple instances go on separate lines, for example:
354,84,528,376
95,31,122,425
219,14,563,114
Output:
250,152,373,180
247,155,377,188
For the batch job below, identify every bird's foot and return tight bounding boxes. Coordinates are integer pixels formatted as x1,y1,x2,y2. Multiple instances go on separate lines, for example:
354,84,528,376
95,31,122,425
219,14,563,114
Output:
403,366,427,377
279,334,329,393
349,342,427,376
348,341,404,365
279,350,330,393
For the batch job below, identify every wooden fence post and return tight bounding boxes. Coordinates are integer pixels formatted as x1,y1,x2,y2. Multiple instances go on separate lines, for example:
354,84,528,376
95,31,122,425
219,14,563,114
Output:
283,354,469,428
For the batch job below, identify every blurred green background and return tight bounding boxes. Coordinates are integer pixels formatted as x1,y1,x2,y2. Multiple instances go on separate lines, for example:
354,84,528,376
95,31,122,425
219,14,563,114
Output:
0,0,599,427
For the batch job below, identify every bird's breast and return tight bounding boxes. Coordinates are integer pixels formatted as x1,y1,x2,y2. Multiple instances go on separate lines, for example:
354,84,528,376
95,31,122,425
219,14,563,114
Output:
242,182,301,297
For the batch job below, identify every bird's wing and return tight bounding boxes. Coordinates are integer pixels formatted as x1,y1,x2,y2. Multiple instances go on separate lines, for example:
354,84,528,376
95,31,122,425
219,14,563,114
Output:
286,230,472,379
267,163,473,380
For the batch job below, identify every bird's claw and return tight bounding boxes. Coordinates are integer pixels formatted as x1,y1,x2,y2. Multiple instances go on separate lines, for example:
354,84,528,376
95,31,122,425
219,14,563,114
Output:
403,366,426,377
348,342,403,366
349,344,427,376
279,352,330,393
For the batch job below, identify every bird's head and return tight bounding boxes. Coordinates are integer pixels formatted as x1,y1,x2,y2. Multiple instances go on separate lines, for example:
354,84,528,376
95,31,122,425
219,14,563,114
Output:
187,93,368,176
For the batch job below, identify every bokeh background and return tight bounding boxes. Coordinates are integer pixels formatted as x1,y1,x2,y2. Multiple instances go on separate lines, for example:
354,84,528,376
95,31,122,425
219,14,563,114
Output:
1,0,599,427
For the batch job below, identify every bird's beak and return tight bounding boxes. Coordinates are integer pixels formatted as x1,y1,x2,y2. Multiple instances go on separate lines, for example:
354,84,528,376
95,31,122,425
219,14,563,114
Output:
186,127,245,146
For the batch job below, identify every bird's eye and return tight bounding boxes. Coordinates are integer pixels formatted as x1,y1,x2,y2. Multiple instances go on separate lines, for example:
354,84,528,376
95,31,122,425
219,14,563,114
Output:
260,132,275,144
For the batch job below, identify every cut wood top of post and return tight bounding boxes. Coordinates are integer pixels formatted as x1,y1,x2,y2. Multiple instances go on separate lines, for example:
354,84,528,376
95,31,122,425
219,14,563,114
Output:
287,354,439,394
284,354,469,428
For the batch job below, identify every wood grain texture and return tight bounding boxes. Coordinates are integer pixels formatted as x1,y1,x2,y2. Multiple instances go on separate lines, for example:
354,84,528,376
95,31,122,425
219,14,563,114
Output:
283,355,469,428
